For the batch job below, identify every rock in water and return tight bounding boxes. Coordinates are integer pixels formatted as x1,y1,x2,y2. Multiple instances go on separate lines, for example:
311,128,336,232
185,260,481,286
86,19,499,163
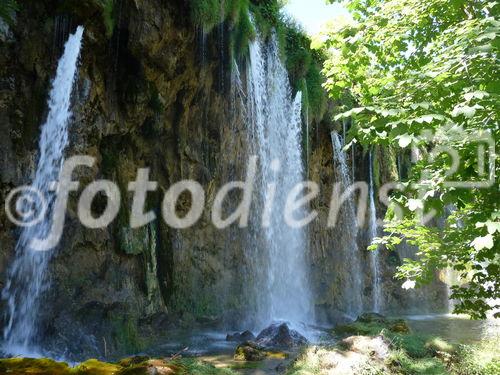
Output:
390,319,411,333
226,330,256,343
234,341,267,361
357,313,387,324
256,323,308,349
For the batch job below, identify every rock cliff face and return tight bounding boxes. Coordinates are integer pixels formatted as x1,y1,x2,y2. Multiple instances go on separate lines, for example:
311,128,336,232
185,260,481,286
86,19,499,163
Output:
1,0,253,358
0,0,447,359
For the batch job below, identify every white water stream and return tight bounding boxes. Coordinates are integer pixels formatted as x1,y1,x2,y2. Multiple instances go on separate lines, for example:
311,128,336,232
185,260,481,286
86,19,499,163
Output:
246,29,313,329
2,26,84,356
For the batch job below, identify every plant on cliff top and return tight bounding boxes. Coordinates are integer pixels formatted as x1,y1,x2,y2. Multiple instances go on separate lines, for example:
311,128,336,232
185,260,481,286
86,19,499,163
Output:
283,17,327,123
191,0,222,32
99,0,115,37
189,0,328,123
0,0,18,24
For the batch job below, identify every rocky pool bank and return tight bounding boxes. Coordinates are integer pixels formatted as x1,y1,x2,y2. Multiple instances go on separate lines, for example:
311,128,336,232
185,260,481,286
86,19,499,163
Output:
0,314,498,375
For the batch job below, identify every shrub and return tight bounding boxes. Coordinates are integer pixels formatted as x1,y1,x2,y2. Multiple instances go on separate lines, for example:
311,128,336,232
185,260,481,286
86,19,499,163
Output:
229,0,256,60
100,0,115,37
190,0,222,32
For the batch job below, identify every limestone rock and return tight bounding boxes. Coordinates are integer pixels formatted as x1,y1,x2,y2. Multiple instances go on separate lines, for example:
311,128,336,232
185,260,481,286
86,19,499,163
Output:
341,335,390,359
256,323,308,349
226,330,256,343
234,341,267,361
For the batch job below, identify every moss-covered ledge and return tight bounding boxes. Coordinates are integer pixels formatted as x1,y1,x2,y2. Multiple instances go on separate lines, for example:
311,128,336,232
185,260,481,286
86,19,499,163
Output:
0,356,238,375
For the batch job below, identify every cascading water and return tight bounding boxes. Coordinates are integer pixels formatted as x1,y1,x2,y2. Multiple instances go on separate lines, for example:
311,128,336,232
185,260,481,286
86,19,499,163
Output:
246,28,313,329
368,151,383,313
2,26,84,356
331,132,363,317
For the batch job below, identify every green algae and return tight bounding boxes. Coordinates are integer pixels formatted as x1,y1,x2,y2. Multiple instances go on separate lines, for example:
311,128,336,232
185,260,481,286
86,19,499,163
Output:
0,357,236,375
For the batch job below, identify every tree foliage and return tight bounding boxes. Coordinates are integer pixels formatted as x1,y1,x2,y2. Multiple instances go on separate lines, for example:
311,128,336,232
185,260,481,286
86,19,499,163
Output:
321,0,499,318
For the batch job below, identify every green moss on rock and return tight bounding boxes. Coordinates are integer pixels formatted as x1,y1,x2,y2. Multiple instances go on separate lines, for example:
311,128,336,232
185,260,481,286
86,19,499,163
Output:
191,0,222,32
0,358,71,375
73,359,122,374
110,315,145,354
0,357,237,375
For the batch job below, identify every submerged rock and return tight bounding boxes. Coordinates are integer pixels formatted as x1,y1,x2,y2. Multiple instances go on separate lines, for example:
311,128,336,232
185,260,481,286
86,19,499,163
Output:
256,323,308,349
226,330,256,343
234,341,289,362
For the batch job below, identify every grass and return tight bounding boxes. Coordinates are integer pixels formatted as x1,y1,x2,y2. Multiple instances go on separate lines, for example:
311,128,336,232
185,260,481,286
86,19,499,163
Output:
387,349,448,375
450,339,500,375
286,348,322,375
334,318,450,360
319,317,498,375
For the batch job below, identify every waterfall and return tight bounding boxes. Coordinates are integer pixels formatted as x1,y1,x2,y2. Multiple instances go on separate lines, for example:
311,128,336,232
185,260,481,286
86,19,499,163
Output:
246,28,313,329
2,26,84,356
305,110,309,178
351,144,356,181
331,132,363,317
368,151,383,313
342,119,347,146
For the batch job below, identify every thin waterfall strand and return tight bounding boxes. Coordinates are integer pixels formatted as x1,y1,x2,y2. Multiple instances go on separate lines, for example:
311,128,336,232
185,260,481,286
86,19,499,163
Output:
331,132,363,317
368,151,382,313
2,26,84,356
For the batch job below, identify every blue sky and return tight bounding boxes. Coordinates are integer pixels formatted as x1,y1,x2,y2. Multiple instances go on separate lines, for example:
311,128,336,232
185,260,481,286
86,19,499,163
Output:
283,0,350,35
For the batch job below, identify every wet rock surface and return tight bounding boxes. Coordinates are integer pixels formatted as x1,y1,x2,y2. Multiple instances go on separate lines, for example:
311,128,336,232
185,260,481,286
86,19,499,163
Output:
226,330,256,343
255,323,308,349
341,335,389,359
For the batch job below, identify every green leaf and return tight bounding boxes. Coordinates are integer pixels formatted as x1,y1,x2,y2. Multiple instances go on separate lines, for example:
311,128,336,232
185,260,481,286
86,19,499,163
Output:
398,134,413,148
471,235,494,251
408,199,424,211
464,91,489,101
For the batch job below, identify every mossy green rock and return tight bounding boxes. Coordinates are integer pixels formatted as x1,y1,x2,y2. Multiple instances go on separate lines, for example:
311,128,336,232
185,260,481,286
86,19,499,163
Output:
0,358,72,375
390,319,411,334
0,357,236,375
334,315,411,336
0,358,122,375
357,312,388,324
234,341,267,361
